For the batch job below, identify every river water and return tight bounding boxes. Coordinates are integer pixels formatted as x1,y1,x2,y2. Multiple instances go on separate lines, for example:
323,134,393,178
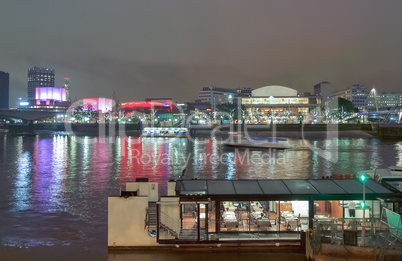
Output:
0,131,401,260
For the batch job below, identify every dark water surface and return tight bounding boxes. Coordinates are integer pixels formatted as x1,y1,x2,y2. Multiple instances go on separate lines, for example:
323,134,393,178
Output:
0,132,401,260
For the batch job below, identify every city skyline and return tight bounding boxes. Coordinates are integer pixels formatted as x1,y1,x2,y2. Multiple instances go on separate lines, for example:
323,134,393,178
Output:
1,1,402,104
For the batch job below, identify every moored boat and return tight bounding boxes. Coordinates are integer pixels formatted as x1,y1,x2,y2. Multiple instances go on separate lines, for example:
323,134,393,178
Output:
357,166,402,181
224,137,290,150
141,127,188,138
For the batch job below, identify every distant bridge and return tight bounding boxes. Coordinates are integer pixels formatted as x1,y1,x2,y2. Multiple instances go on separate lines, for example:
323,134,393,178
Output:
0,108,66,122
342,109,402,123
357,109,402,115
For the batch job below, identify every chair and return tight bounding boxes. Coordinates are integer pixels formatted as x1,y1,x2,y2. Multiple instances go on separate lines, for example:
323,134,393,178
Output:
287,220,298,231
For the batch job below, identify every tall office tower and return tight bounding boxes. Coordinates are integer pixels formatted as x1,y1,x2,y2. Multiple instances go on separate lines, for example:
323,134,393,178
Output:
0,71,10,109
27,67,55,101
64,77,70,102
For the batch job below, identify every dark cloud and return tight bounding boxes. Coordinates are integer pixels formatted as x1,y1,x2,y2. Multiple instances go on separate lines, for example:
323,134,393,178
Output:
1,0,402,105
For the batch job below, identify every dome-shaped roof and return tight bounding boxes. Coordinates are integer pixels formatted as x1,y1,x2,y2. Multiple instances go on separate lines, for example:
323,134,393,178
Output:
252,85,297,97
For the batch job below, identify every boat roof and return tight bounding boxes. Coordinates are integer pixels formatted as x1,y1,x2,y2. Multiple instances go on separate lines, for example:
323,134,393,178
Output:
382,178,402,193
175,179,396,201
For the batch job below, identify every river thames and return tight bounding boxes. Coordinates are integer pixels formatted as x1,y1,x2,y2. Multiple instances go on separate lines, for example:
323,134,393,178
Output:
0,131,401,260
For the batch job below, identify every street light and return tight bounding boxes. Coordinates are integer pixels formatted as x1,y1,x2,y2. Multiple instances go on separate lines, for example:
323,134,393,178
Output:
358,173,368,247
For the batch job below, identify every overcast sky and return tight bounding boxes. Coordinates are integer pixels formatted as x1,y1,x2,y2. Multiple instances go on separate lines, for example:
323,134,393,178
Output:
1,0,402,105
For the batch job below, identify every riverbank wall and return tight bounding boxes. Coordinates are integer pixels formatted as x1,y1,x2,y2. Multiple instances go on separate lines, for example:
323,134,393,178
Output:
376,124,402,139
4,123,402,139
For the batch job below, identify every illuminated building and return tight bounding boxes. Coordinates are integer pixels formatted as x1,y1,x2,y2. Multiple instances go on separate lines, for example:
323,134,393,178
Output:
0,71,9,109
34,87,70,108
145,98,173,111
28,67,55,101
83,98,113,113
121,98,177,124
36,87,66,102
367,91,402,111
198,86,238,111
33,87,70,109
329,84,369,111
241,85,321,123
121,98,173,113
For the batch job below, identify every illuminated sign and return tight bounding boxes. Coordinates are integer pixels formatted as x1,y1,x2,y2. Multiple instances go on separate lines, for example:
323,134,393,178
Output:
242,97,309,105
35,87,67,102
19,102,29,106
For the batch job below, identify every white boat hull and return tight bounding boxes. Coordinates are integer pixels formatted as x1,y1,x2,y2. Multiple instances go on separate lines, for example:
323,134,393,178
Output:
224,141,290,150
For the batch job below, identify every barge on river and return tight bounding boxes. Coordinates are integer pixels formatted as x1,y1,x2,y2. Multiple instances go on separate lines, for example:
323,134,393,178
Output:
108,178,402,249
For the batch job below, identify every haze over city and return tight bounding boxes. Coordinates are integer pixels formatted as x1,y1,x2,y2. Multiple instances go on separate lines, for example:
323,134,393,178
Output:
1,0,402,104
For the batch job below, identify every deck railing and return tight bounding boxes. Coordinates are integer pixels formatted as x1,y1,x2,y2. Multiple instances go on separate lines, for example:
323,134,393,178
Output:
159,210,181,238
311,212,402,250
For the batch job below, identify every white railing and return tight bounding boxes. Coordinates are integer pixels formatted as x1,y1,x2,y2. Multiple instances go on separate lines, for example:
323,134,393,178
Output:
160,211,181,238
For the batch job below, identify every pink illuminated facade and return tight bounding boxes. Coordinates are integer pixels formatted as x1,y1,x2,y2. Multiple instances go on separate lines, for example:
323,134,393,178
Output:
35,87,67,102
83,98,113,113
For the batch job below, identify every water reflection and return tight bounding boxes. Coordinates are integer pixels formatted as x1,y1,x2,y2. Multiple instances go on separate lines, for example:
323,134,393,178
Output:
30,137,66,212
396,142,402,167
2,134,402,255
13,150,32,212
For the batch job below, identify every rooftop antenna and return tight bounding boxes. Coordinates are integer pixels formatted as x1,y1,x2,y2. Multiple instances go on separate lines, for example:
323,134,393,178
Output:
64,77,70,102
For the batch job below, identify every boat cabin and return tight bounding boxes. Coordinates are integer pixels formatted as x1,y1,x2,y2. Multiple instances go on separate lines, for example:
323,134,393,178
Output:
108,178,402,248
155,179,394,244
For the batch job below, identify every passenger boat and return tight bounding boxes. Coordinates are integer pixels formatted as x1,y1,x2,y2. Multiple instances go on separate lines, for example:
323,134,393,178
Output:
141,127,187,138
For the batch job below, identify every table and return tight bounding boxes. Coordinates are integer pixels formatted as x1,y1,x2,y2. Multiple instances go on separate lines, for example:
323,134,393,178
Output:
223,211,237,222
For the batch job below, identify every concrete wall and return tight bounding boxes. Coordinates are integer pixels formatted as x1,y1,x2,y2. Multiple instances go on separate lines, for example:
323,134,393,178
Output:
167,182,176,196
378,124,402,138
108,196,158,247
126,182,159,202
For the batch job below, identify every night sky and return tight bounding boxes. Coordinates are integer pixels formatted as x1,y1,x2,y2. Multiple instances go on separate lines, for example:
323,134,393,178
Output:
1,0,402,105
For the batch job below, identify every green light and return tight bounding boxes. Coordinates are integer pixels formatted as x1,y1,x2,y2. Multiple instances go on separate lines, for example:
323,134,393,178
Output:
359,174,368,182
361,202,366,208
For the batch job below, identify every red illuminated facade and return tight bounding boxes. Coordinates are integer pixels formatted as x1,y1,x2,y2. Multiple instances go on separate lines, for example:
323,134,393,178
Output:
121,98,173,113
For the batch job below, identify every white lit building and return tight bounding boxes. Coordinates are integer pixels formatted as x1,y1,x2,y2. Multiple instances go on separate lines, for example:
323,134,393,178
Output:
242,85,321,123
367,91,402,111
